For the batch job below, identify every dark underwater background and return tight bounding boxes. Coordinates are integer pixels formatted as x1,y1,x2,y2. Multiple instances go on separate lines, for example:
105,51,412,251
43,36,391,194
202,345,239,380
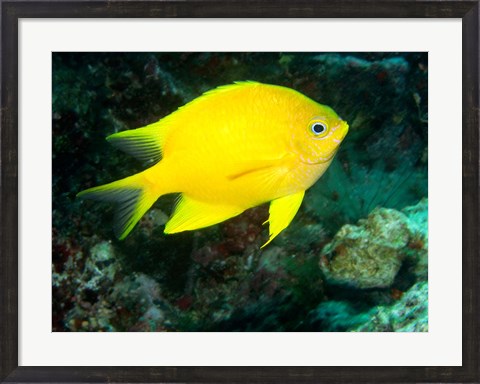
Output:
52,52,428,332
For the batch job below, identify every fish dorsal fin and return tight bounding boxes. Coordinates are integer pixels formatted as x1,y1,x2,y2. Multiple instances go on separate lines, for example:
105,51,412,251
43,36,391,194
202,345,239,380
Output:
164,195,243,234
174,81,262,113
202,81,260,97
262,190,305,247
106,120,169,163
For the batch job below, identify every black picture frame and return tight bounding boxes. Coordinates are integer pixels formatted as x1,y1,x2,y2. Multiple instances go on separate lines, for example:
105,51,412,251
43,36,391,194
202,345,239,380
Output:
1,1,478,383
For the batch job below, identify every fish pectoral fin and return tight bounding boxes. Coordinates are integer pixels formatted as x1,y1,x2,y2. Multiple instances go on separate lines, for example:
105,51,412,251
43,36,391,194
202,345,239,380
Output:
226,154,294,181
262,190,305,248
164,195,243,234
227,165,273,180
227,161,279,181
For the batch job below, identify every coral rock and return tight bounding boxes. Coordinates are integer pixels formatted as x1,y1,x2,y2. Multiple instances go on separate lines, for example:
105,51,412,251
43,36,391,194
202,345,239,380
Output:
319,207,411,289
354,281,428,332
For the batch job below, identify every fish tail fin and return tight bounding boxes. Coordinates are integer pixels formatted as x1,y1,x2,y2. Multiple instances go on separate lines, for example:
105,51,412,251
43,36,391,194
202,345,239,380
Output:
77,169,162,240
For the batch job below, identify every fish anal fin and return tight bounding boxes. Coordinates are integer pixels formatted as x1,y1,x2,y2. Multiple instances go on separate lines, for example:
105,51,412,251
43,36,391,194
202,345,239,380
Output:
164,195,243,234
262,190,305,248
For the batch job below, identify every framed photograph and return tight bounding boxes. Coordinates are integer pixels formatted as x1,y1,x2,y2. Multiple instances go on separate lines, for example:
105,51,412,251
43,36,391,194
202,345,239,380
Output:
1,1,478,383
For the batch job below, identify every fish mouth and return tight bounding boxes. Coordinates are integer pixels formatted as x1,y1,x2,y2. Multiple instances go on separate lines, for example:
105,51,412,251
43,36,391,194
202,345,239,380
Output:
336,120,349,140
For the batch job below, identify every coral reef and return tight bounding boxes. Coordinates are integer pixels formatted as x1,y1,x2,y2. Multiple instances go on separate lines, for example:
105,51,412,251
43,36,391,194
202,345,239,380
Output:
319,199,428,289
319,207,410,289
304,300,373,332
52,52,428,332
307,199,428,332
402,198,428,281
354,281,428,332
54,240,171,331
305,280,428,332
65,270,171,332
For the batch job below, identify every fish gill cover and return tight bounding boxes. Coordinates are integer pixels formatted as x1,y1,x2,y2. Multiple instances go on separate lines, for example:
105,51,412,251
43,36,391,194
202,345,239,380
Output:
52,52,428,332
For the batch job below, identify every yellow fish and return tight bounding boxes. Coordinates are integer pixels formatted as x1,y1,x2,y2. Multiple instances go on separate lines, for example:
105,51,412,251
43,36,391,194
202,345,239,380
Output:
78,81,348,247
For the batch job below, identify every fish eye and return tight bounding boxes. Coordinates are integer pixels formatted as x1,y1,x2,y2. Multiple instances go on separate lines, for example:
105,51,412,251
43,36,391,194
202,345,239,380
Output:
311,122,328,136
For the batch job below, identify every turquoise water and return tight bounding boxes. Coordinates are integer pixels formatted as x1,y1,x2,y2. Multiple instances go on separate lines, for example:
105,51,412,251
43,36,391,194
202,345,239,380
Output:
52,52,428,332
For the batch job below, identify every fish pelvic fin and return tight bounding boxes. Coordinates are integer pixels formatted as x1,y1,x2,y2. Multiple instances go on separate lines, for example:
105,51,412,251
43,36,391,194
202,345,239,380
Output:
77,169,163,240
262,190,305,248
